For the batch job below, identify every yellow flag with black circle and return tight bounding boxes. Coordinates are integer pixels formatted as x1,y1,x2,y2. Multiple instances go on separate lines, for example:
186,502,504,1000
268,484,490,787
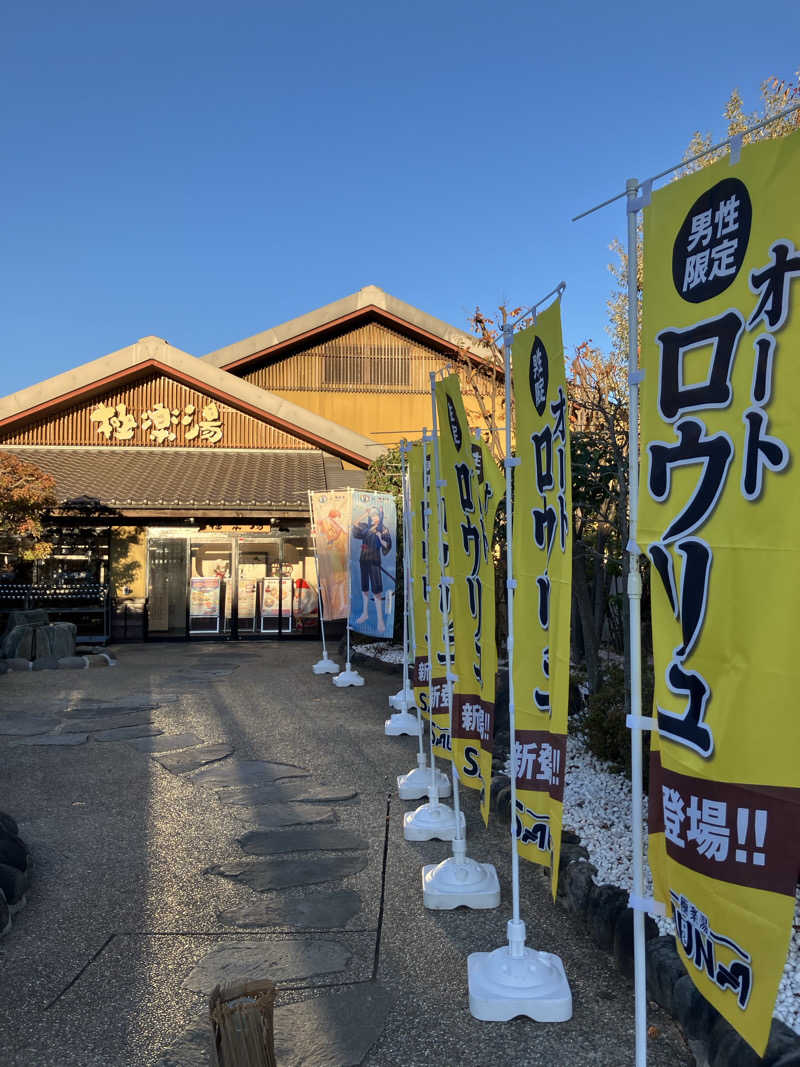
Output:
639,130,800,1056
511,299,572,898
408,439,451,761
435,375,502,824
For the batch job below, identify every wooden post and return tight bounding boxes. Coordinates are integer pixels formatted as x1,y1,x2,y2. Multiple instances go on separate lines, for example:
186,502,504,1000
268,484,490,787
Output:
208,979,277,1067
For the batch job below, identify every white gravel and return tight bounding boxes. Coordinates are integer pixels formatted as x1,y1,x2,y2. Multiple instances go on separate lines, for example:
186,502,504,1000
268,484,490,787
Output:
355,642,406,665
513,733,800,1035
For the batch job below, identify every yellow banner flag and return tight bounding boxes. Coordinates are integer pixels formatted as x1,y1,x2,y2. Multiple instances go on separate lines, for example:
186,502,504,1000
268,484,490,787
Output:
511,300,572,898
639,130,800,1055
434,376,502,824
408,440,451,761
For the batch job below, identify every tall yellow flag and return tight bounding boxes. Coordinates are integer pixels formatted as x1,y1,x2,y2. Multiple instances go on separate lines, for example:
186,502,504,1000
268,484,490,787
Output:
510,300,572,898
435,376,502,824
639,130,800,1054
408,440,451,761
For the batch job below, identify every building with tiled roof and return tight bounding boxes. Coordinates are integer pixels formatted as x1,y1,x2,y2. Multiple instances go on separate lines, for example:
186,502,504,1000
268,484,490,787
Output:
0,287,499,641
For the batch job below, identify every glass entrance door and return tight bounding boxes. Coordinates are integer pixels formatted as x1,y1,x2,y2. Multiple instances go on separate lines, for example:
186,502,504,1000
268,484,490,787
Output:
147,538,188,637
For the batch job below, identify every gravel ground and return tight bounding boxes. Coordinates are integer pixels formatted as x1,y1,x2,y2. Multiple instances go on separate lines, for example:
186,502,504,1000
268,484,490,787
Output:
0,640,691,1066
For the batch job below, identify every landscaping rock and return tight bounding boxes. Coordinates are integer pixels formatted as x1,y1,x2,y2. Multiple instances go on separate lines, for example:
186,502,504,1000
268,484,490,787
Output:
586,884,629,952
557,859,597,916
191,759,310,789
273,982,393,1067
207,853,368,892
0,813,19,836
708,1014,762,1067
645,935,687,1016
154,1017,211,1067
59,711,155,733
0,833,29,873
0,713,58,736
762,1020,800,1065
32,656,60,671
216,781,358,806
153,743,234,774
126,731,202,753
12,733,88,746
58,656,88,669
2,626,33,660
0,863,27,910
237,828,368,855
94,724,163,742
0,889,10,936
183,939,352,994
229,804,336,828
672,973,721,1041
218,889,362,929
6,658,32,671
612,907,659,980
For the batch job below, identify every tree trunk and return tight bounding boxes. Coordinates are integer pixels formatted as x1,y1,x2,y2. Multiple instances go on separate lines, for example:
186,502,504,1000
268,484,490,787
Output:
572,537,601,693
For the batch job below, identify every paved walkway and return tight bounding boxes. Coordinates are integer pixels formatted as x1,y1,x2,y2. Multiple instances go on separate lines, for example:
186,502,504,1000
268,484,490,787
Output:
0,642,691,1066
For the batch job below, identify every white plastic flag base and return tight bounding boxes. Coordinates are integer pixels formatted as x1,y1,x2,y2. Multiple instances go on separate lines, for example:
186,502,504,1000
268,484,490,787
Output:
332,667,365,687
388,685,415,711
467,920,572,1022
422,853,501,910
396,758,451,801
384,710,421,736
403,800,463,841
312,656,340,675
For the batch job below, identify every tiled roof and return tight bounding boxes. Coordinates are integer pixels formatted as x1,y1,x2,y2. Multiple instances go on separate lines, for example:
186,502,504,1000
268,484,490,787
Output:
0,447,361,512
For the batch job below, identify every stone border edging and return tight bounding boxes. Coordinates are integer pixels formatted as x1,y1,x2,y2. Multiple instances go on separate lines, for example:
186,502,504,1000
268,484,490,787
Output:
489,775,800,1067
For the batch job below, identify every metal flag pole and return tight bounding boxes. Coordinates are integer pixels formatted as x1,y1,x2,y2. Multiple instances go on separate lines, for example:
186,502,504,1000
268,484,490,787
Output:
397,439,449,798
386,441,422,736
403,430,458,841
333,489,364,687
467,291,571,1020
419,372,500,908
625,178,649,1067
308,490,339,675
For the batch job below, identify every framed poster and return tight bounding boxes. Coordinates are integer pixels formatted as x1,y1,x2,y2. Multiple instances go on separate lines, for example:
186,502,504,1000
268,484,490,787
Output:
190,576,221,633
260,577,293,632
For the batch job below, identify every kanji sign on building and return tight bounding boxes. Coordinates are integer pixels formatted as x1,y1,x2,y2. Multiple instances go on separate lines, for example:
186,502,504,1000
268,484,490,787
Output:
640,129,800,1056
90,400,224,444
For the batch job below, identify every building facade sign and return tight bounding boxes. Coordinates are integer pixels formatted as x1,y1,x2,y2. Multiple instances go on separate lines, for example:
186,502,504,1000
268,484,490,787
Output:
90,400,224,444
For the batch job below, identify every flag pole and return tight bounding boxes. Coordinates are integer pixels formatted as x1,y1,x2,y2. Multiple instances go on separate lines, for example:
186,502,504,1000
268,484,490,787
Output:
419,373,500,908
309,490,339,675
467,300,570,1021
403,431,459,840
397,440,448,798
625,177,648,1067
333,489,365,687
386,441,423,736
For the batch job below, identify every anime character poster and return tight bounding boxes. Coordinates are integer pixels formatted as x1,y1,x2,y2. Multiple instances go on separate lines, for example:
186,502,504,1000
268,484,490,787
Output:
640,129,800,1055
348,490,397,638
310,490,352,620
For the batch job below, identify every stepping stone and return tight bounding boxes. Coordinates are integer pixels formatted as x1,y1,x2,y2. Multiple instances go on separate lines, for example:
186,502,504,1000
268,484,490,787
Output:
229,804,335,828
63,700,162,716
217,782,358,807
127,732,202,753
0,714,59,737
183,940,351,994
274,982,393,1067
155,1018,212,1067
237,828,368,855
179,666,238,676
62,713,156,734
207,853,368,892
191,760,310,789
154,743,234,774
218,889,362,929
11,733,88,746
94,725,163,742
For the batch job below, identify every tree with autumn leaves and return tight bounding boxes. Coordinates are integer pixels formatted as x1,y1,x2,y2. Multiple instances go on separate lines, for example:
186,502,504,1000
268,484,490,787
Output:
0,452,56,563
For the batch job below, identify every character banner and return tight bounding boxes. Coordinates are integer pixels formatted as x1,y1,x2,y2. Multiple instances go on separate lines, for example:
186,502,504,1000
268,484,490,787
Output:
310,490,352,620
435,375,503,823
511,298,572,898
639,129,800,1055
348,490,397,638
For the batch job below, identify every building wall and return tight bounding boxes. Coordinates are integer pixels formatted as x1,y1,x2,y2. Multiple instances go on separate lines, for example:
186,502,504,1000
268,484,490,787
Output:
239,321,501,448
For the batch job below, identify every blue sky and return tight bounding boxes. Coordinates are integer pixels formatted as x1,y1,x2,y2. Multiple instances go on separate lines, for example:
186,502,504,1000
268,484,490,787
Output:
2,1,797,394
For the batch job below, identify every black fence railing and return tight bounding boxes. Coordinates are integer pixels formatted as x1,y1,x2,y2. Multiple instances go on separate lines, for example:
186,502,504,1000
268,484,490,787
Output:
0,584,111,644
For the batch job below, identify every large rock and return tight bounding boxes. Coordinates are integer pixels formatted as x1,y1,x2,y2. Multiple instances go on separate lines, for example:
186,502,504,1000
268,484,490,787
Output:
3,626,33,660
4,609,48,630
1,620,76,661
